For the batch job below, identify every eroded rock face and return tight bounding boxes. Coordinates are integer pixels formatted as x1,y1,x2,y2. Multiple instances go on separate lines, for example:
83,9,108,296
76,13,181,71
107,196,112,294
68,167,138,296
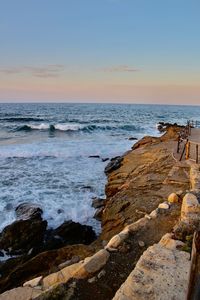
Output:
102,125,190,240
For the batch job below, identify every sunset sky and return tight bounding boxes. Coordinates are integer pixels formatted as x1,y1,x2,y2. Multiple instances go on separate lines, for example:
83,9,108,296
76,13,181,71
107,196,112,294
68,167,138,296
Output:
0,0,200,104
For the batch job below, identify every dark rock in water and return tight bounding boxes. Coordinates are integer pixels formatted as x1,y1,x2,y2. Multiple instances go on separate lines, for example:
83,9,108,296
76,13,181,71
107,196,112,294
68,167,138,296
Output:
15,202,43,220
92,197,105,209
88,155,100,158
0,218,47,255
102,158,109,162
5,203,13,211
57,208,64,214
128,137,138,141
81,186,93,191
53,220,96,245
105,156,123,174
157,122,179,133
0,250,4,257
94,207,104,221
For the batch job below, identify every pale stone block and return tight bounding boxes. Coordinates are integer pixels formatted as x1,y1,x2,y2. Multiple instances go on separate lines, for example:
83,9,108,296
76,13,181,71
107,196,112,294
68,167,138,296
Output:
0,287,42,300
74,249,109,277
105,232,128,250
23,276,43,288
181,193,200,223
113,240,190,300
126,217,148,233
158,202,170,209
149,209,158,219
42,270,64,289
159,233,185,250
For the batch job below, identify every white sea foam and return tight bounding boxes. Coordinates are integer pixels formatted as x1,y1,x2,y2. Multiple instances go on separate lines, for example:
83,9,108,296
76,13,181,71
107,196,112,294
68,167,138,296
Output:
29,123,49,130
54,123,83,131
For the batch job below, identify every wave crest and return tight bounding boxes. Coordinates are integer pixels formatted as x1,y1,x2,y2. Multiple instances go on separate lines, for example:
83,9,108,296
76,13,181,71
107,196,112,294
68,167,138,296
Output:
15,123,141,132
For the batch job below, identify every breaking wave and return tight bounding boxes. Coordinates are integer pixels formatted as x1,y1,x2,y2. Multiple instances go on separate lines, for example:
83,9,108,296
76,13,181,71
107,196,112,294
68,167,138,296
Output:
15,123,142,132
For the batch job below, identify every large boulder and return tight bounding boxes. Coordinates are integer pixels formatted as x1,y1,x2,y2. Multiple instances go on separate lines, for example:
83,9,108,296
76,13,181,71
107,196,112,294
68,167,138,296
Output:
53,220,96,245
0,218,47,255
15,202,43,220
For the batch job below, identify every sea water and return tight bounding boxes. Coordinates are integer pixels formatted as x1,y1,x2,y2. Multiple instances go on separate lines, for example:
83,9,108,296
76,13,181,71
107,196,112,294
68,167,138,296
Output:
0,103,200,233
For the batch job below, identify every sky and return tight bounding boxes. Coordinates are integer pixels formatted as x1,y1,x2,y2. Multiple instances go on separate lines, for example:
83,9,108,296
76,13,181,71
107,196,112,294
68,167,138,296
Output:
0,0,200,105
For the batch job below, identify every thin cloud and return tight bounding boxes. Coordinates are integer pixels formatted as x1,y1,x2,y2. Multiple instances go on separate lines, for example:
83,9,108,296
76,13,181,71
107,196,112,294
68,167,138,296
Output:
0,64,65,78
101,65,140,73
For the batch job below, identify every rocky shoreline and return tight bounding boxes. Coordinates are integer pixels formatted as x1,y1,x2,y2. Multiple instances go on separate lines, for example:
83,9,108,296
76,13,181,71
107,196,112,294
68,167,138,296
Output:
0,121,195,299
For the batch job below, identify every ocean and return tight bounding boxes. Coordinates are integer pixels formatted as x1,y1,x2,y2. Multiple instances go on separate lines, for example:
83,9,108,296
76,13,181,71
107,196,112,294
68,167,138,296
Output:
0,103,200,233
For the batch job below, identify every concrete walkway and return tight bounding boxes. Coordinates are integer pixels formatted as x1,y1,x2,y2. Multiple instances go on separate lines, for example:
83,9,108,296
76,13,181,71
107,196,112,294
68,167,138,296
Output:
188,128,200,162
190,128,200,143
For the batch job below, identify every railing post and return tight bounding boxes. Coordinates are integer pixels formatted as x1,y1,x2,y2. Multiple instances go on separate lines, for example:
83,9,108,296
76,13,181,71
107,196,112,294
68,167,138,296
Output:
196,144,199,164
186,139,190,160
177,136,180,153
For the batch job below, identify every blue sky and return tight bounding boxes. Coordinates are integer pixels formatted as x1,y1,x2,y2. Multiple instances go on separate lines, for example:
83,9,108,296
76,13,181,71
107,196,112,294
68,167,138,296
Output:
0,0,200,104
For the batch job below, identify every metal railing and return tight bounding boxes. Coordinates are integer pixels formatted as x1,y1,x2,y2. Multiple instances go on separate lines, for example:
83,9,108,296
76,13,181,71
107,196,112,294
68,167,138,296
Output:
177,120,200,164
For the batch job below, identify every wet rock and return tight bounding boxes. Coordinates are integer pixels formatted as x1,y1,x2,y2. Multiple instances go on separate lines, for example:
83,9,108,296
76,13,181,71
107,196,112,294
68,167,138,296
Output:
88,155,100,158
15,203,43,220
53,220,96,245
92,197,105,209
81,186,92,190
94,207,104,221
0,218,47,255
5,203,13,211
128,137,138,141
57,209,64,214
102,158,109,162
105,156,123,174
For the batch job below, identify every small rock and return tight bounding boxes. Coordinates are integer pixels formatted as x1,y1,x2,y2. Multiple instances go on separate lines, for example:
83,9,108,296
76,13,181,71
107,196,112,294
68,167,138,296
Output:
158,202,170,210
92,198,105,209
81,186,92,190
138,240,145,247
105,156,123,174
168,193,179,203
57,209,64,214
88,155,100,158
128,137,138,141
88,277,96,283
97,269,106,279
102,158,109,162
